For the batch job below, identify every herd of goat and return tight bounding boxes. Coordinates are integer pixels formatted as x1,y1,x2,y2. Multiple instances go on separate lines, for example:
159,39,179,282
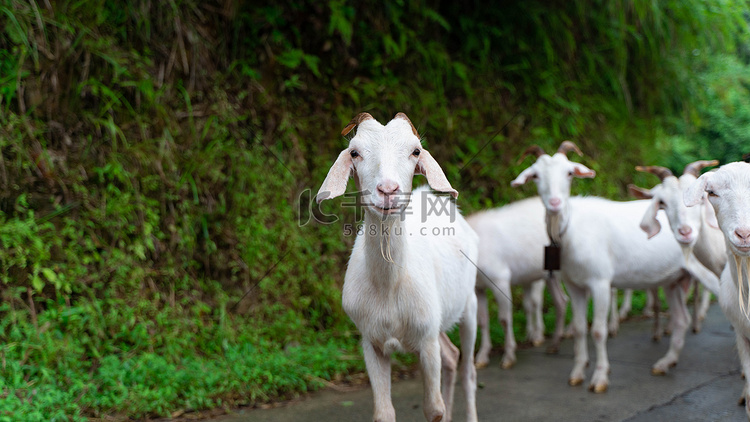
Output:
316,112,750,422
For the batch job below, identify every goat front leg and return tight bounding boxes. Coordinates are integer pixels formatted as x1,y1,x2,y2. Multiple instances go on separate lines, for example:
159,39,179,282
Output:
566,281,589,387
433,334,455,422
546,272,568,354
363,340,395,422
474,287,492,368
458,294,479,422
589,282,612,393
735,333,750,419
691,280,702,333
652,278,690,375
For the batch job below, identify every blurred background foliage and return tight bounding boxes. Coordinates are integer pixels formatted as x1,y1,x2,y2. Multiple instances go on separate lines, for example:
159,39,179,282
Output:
0,0,748,418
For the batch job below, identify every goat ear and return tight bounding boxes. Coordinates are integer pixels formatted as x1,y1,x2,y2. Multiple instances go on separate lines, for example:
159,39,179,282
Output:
415,149,458,199
571,163,596,179
639,198,662,239
683,172,711,207
317,149,353,203
703,196,719,229
628,184,653,200
511,167,537,187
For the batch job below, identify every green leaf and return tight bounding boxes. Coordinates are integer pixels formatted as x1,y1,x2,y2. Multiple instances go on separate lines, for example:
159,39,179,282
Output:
41,268,57,283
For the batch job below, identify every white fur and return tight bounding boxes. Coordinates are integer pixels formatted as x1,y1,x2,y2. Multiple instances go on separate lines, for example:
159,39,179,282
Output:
631,167,727,332
684,161,750,418
467,198,569,369
318,114,478,422
512,147,721,393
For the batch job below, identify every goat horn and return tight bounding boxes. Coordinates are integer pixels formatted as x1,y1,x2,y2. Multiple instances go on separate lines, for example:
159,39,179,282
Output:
517,145,547,164
557,141,583,157
341,112,374,136
683,159,719,177
394,112,419,137
635,165,674,181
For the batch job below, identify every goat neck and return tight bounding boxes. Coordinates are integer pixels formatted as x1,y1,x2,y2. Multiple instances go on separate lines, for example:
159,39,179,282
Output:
362,208,408,283
545,200,571,245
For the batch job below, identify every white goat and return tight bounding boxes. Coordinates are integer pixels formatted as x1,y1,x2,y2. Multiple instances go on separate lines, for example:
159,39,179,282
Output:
467,198,569,369
684,161,750,419
629,161,726,333
317,112,478,422
511,141,720,393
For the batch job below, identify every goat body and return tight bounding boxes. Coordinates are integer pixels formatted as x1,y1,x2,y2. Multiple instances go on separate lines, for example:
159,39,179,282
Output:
467,197,568,368
344,187,478,354
318,113,478,422
684,161,750,419
512,144,720,393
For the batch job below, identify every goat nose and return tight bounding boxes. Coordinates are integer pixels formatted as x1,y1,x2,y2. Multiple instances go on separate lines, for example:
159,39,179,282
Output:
549,197,561,207
735,228,750,240
678,226,692,236
377,181,399,195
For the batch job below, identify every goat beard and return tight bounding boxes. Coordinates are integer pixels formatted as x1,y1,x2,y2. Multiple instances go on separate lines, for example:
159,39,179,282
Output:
680,244,692,265
733,253,750,321
379,219,396,264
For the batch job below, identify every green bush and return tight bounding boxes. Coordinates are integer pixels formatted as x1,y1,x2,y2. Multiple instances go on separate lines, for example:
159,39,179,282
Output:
0,0,747,418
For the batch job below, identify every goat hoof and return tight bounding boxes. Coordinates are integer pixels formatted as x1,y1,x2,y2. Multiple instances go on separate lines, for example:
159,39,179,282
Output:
651,367,666,376
569,377,584,386
739,395,746,406
501,360,515,370
652,335,661,342
692,327,701,334
546,345,559,355
532,339,544,348
475,361,489,369
589,383,608,393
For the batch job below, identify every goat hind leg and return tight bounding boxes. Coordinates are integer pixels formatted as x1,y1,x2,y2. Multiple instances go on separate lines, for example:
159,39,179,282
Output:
523,281,545,347
491,275,516,368
474,287,492,368
589,282,612,393
546,272,568,354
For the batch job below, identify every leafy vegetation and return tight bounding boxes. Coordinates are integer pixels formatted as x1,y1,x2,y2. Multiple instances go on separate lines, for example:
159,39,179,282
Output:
0,0,748,419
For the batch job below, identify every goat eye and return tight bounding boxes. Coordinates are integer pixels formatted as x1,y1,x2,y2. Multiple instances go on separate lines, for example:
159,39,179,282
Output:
412,149,420,157
350,150,359,159
707,190,718,197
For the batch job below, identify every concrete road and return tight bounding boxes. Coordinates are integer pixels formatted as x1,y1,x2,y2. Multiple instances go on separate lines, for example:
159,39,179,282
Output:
224,304,746,421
